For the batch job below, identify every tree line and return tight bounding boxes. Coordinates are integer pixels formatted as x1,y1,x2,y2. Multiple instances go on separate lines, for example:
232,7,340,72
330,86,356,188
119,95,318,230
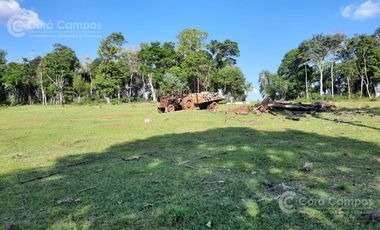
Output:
259,27,380,100
0,28,250,105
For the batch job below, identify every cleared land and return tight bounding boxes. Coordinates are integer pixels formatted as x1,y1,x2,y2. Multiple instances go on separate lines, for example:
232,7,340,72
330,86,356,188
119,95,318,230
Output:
0,101,379,229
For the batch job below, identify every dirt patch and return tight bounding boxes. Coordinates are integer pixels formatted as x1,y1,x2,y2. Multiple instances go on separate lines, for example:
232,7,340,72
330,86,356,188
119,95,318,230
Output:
226,105,249,115
246,120,263,126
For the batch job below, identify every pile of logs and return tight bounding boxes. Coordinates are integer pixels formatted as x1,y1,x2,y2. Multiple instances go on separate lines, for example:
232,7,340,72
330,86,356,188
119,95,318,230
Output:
254,98,336,114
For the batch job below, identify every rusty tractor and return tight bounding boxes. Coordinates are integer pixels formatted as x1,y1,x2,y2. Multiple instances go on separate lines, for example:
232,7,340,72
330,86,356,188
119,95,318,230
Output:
157,92,225,113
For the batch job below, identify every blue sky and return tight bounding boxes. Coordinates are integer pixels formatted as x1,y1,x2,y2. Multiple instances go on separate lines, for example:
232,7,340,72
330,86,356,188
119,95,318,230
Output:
0,0,379,100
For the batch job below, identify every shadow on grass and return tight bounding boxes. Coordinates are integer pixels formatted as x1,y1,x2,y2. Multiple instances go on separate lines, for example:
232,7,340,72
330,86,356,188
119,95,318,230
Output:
336,106,380,116
1,128,379,229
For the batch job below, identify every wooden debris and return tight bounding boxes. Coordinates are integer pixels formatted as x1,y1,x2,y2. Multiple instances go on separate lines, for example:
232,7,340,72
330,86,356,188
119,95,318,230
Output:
227,105,249,115
254,98,336,114
78,186,96,193
362,211,380,222
206,220,212,228
20,158,103,184
285,116,300,121
121,156,142,162
303,162,313,171
57,197,74,204
180,155,210,165
20,171,61,184
281,183,293,191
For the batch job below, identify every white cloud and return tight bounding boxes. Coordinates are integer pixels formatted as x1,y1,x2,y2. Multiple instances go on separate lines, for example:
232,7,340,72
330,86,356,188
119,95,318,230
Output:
0,0,44,30
341,1,380,20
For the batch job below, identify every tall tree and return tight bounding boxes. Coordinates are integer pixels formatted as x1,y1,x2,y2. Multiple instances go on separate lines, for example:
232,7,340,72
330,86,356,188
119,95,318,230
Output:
38,44,80,105
259,70,288,100
325,33,346,97
213,66,247,100
138,42,177,101
278,48,311,99
3,62,24,104
207,39,240,69
0,50,7,104
22,56,41,104
336,60,356,99
349,35,380,98
94,32,127,103
122,49,140,102
177,28,208,56
300,34,329,95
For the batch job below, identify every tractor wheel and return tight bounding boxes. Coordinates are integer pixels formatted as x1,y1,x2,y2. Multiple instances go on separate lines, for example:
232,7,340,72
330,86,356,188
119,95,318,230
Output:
167,104,176,112
182,97,194,110
209,102,218,110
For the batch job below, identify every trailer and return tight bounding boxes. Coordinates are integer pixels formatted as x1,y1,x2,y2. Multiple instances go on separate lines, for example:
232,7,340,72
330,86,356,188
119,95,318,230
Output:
157,92,225,113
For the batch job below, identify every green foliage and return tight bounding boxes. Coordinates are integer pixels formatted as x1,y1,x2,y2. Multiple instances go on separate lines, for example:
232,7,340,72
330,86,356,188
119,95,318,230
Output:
213,66,246,100
158,73,188,95
38,44,80,104
278,48,310,99
266,28,380,100
1,30,249,105
259,70,288,100
207,39,240,69
98,32,126,60
94,61,123,99
177,28,208,55
73,73,90,101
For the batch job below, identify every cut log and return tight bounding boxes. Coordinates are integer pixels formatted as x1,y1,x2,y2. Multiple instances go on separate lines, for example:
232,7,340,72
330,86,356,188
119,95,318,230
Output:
254,98,336,113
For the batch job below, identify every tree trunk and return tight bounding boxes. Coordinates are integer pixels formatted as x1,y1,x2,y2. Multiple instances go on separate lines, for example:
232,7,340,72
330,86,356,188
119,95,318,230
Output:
363,56,372,99
90,75,93,96
128,73,133,103
40,77,47,106
59,90,63,106
141,75,147,100
360,75,364,98
104,96,111,104
148,72,157,102
319,64,324,95
197,77,200,93
347,76,351,100
330,57,335,97
28,91,32,105
305,65,309,99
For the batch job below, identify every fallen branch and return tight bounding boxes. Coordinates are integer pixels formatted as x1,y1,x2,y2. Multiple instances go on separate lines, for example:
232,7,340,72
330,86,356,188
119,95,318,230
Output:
19,158,107,185
78,186,96,193
203,180,225,184
180,155,210,165
20,171,61,184
121,156,143,162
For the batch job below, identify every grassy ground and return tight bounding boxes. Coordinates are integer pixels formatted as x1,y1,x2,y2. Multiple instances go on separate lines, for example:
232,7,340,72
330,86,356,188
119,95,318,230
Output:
0,101,379,229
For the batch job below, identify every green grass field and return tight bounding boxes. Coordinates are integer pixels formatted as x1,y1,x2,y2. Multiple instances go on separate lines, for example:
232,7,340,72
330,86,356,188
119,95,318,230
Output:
0,101,379,229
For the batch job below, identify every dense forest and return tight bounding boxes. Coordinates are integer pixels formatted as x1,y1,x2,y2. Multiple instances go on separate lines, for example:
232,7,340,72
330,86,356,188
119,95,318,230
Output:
0,28,250,105
2,28,380,106
259,27,380,100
